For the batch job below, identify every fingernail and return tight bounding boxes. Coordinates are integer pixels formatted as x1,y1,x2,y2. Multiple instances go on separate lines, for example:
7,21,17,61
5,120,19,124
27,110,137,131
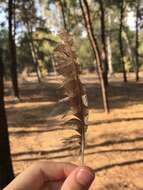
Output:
76,168,95,187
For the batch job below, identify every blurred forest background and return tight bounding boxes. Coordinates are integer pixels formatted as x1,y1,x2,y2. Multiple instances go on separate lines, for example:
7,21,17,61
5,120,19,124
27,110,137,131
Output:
1,0,143,190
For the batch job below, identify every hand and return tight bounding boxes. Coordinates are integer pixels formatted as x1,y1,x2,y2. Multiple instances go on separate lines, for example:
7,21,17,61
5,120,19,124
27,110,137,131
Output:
4,161,95,190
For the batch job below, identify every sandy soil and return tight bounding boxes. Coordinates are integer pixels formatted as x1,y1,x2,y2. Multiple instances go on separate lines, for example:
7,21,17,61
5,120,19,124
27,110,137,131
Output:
5,73,143,190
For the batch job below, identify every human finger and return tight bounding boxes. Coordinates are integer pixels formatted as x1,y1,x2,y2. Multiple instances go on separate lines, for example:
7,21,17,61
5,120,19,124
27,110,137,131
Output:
61,166,95,190
4,161,76,190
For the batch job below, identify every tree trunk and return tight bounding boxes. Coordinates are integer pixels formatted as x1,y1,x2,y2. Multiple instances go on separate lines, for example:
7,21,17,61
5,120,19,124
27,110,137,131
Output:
0,51,14,189
8,0,20,99
98,0,109,86
50,54,56,74
79,0,109,113
26,23,41,82
28,38,42,82
59,0,68,30
39,0,46,19
122,30,136,70
21,1,41,82
119,0,127,82
107,12,113,75
135,0,140,81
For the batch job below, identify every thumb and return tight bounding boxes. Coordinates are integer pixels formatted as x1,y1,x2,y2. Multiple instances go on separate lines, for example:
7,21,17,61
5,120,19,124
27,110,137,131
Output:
61,167,95,190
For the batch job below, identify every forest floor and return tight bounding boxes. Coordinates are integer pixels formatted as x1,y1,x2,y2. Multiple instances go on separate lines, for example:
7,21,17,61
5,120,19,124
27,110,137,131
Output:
5,73,143,190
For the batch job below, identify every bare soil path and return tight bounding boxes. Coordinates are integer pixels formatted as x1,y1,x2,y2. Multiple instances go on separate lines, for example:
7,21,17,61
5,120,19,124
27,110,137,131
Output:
5,74,143,190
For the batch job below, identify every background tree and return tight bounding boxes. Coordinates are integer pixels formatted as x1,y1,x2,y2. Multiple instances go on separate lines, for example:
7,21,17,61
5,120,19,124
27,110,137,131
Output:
119,0,127,82
106,10,113,75
0,50,14,189
58,0,68,30
79,0,109,113
135,0,140,81
8,0,19,98
16,0,45,82
98,0,109,85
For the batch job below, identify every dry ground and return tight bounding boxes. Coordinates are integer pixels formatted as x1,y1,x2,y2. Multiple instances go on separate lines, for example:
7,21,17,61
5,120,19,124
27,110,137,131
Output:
5,73,143,190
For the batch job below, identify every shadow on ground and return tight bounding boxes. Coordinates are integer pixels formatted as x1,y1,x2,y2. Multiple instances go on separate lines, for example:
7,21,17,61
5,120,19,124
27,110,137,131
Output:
6,77,143,126
12,135,143,162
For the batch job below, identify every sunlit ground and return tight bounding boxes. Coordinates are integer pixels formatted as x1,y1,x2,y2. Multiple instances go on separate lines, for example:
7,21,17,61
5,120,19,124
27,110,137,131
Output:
5,73,143,190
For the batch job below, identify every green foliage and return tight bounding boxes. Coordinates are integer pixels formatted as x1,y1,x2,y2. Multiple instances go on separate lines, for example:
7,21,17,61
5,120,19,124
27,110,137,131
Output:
17,33,34,72
33,28,60,73
75,37,94,69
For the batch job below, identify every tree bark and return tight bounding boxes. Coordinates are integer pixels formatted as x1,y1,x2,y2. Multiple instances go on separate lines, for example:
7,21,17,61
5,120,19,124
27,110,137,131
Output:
79,0,109,113
0,51,14,189
122,30,136,70
27,25,41,82
135,0,140,81
59,0,68,30
8,0,20,99
27,25,42,82
107,12,113,75
119,0,127,82
21,1,41,82
98,0,109,86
